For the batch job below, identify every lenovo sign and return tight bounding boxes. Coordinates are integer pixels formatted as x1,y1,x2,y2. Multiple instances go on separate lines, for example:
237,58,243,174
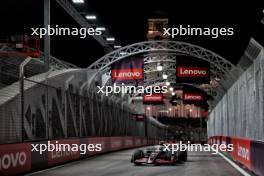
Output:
177,66,209,77
0,144,31,176
111,57,143,83
136,115,145,121
111,68,143,80
183,93,203,101
0,152,27,170
231,137,251,169
176,66,210,84
143,94,163,104
48,139,80,166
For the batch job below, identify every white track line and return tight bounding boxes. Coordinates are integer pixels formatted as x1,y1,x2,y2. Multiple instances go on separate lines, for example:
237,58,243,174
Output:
218,152,251,176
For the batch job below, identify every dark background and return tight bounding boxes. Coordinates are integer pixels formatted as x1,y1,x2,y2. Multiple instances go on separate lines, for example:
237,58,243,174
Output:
0,0,263,67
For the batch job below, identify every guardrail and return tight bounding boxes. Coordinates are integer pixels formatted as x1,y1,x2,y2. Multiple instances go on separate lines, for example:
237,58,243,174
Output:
209,135,264,176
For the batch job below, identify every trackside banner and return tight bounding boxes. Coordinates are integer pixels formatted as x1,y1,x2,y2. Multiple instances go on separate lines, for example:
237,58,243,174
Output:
47,139,80,167
136,115,145,121
143,93,164,104
88,137,110,155
0,137,156,175
111,57,143,84
176,66,210,83
182,92,203,105
231,137,251,169
210,136,251,169
0,143,31,176
176,57,210,84
209,136,261,175
177,66,209,77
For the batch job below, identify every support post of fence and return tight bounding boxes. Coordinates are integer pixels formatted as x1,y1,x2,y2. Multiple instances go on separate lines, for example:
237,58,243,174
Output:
19,57,32,142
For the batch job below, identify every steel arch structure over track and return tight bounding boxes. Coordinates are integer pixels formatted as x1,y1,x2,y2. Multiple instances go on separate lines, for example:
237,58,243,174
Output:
88,41,235,73
86,40,242,106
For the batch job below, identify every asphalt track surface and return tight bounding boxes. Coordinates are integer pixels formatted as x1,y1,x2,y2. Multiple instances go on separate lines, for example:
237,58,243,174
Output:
27,148,243,176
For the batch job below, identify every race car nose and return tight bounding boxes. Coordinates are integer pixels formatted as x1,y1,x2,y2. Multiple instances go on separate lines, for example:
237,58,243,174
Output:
147,157,154,163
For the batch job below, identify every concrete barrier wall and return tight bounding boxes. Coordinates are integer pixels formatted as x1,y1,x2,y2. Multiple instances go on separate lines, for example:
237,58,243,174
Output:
208,47,264,141
209,136,264,176
0,136,156,176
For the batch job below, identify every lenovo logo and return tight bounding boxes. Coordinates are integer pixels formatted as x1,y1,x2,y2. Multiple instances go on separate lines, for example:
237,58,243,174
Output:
144,94,163,102
125,139,133,146
177,66,209,77
0,152,27,170
237,144,249,161
112,68,143,80
111,140,122,148
51,150,78,160
183,93,203,101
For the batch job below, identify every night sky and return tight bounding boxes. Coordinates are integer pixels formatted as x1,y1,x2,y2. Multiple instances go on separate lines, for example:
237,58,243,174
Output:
0,0,263,67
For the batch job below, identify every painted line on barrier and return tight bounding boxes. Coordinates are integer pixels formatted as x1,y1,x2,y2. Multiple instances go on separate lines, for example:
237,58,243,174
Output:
218,152,251,176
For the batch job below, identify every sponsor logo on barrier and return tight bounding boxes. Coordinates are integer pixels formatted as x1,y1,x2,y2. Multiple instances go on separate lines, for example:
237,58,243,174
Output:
231,138,251,169
125,139,133,146
0,152,27,170
135,139,141,146
51,149,78,160
111,139,122,149
48,139,80,166
0,144,31,175
237,144,250,161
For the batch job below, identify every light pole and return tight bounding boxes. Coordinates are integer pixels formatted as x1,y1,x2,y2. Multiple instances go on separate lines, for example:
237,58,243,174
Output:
189,108,192,141
199,107,202,143
44,0,50,67
261,9,264,25
145,106,151,138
